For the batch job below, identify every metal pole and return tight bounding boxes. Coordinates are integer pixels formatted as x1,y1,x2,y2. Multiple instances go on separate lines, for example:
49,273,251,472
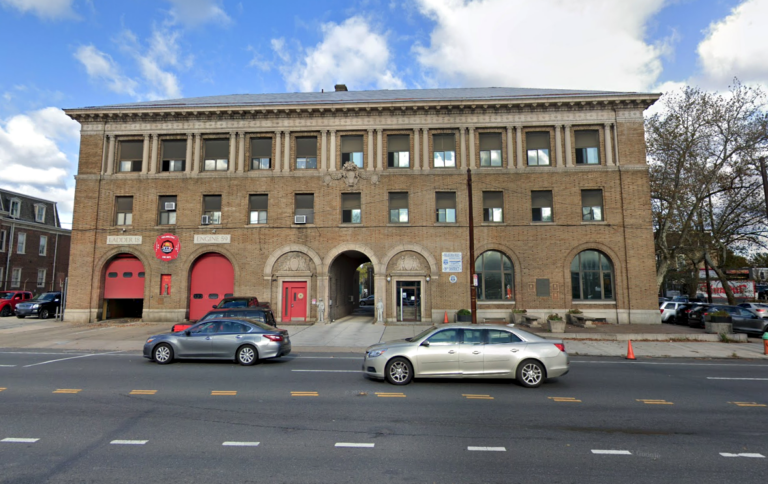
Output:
759,157,768,220
467,169,477,324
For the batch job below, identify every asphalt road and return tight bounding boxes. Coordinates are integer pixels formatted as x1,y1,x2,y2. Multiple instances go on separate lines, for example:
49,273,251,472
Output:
0,349,766,483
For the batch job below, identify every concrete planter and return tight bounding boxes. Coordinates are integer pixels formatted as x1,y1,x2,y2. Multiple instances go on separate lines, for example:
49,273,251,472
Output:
566,313,582,326
547,319,566,332
456,314,472,323
704,322,733,335
512,312,528,325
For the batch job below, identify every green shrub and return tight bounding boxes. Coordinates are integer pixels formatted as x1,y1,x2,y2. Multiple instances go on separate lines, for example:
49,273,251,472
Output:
567,309,582,314
547,313,563,321
457,309,471,316
512,309,527,314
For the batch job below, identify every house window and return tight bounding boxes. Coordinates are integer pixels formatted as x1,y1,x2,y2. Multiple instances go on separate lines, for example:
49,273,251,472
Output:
582,189,604,221
389,192,409,223
387,135,410,168
9,199,21,218
342,193,362,224
531,191,553,222
482,191,503,222
250,138,272,170
158,196,177,225
37,269,46,288
479,133,502,167
161,140,186,172
17,232,26,254
433,134,456,168
526,132,551,166
249,194,268,224
203,195,222,224
203,139,229,171
575,130,600,165
295,194,314,224
11,268,21,288
0,230,6,252
39,235,47,256
118,140,143,172
115,197,133,225
475,251,514,301
34,204,46,223
435,192,457,223
571,250,614,300
341,135,364,168
296,137,318,169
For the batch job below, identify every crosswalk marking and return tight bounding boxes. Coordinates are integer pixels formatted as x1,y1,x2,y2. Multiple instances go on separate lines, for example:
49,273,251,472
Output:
548,397,581,403
2,438,39,443
720,453,765,458
637,399,673,405
222,442,260,447
291,391,319,397
110,440,147,445
211,391,237,396
729,401,766,407
592,450,632,455
335,443,374,448
468,447,506,451
375,392,406,398
53,389,81,394
129,390,157,395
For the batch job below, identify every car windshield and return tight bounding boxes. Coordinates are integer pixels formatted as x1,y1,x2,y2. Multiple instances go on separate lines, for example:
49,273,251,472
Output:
32,293,56,301
218,300,248,308
0,292,13,300
406,326,438,342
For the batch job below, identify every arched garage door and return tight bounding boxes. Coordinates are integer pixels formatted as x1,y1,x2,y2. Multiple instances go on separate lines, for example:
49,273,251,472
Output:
103,255,145,319
189,253,234,321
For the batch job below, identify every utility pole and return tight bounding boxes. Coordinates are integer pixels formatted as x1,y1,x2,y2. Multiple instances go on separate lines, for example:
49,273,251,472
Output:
467,169,477,324
759,157,768,220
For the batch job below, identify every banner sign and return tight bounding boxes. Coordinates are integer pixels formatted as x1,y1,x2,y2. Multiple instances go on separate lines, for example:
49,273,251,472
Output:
697,280,755,299
154,233,180,261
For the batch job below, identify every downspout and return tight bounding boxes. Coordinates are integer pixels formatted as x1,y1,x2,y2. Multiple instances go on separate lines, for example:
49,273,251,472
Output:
4,223,14,290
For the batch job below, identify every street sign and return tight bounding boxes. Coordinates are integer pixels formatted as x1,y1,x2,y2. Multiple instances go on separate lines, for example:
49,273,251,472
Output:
442,252,462,272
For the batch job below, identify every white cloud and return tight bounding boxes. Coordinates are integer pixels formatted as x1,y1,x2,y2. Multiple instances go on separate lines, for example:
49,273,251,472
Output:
413,0,667,91
275,16,405,92
165,0,230,27
74,45,138,97
0,0,75,20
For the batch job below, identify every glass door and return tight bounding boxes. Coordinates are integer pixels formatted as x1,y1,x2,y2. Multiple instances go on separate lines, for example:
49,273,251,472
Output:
396,281,421,322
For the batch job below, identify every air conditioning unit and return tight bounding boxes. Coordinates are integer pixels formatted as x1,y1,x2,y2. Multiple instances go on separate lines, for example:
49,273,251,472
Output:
165,202,176,211
201,215,210,225
294,215,307,224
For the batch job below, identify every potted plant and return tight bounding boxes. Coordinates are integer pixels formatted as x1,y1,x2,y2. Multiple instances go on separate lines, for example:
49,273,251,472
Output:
705,310,731,323
547,313,566,332
456,308,472,323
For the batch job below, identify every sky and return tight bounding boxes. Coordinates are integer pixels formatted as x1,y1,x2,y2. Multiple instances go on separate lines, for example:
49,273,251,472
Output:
1,0,767,228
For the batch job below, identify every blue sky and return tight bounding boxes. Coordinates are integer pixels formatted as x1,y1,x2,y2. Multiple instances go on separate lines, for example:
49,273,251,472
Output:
1,0,766,227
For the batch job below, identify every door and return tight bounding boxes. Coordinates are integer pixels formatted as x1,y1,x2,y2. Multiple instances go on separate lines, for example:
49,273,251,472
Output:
483,329,527,375
104,256,145,299
209,321,251,357
282,282,307,322
396,281,421,322
189,253,234,321
734,308,762,333
175,322,217,357
415,328,460,376
459,328,484,375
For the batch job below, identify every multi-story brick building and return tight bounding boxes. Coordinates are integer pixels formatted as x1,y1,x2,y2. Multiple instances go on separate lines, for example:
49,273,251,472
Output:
0,189,71,293
63,86,660,324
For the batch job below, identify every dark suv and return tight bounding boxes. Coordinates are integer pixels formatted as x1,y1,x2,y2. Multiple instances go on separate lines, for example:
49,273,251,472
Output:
213,297,259,309
15,292,62,319
172,305,276,332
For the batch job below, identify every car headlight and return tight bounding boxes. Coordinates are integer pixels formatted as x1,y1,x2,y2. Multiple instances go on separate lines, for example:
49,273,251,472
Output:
146,338,155,344
32,304,40,309
368,349,387,358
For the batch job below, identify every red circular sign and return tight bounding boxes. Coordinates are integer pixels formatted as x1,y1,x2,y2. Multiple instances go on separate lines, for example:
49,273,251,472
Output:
154,234,180,261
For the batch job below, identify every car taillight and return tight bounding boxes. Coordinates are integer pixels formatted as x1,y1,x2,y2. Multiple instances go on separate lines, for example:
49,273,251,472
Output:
757,309,765,313
263,334,284,342
660,309,664,313
554,343,566,352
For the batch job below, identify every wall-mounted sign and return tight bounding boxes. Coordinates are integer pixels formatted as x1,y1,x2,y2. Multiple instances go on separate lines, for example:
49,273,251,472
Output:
107,235,142,245
442,252,462,272
194,234,231,244
154,233,180,261
449,275,458,284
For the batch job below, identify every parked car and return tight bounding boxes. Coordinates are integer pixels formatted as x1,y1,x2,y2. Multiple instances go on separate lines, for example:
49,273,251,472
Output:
737,303,768,319
658,297,671,306
676,302,709,325
15,292,62,319
362,324,569,388
359,295,376,306
686,304,711,328
660,301,685,323
0,291,33,317
172,305,276,333
145,317,291,365
213,296,259,310
693,305,768,336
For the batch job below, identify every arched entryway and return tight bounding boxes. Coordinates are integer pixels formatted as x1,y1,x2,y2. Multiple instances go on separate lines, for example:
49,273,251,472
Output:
102,254,145,319
327,250,373,321
189,253,234,321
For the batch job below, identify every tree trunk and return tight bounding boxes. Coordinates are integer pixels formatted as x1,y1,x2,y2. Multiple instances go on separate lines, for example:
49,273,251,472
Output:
656,257,670,294
704,252,736,305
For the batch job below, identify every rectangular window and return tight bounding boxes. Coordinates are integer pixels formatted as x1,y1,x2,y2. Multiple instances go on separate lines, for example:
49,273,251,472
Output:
435,192,457,223
389,192,409,223
433,134,456,168
158,196,177,225
249,194,268,224
531,191,553,222
0,230,6,252
11,268,21,288
341,193,362,224
482,191,503,222
39,235,47,256
34,204,46,223
203,139,229,171
387,135,410,168
250,138,272,170
115,196,133,225
37,269,46,288
479,133,502,167
575,130,600,165
295,194,314,224
526,132,551,166
118,140,143,172
296,137,318,169
161,140,186,172
203,195,222,224
582,189,604,221
341,135,364,168
17,233,26,254
9,199,21,218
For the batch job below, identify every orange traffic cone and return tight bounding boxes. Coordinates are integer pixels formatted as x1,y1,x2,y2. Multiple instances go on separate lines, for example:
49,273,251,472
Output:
626,340,636,360
444,311,449,324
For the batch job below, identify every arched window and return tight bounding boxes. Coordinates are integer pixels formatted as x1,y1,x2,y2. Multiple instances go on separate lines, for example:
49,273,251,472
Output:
571,250,614,300
475,251,514,301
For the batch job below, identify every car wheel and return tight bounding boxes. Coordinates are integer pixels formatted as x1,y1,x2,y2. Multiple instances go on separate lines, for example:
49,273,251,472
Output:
39,309,50,319
385,357,413,385
236,345,258,366
360,301,366,307
0,306,10,317
517,360,545,388
16,315,25,319
153,344,174,365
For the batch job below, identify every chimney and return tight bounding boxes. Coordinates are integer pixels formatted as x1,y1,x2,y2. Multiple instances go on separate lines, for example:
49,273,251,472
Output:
334,84,348,92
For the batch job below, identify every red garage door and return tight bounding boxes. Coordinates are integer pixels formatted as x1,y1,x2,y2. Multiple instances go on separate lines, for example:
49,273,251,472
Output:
189,253,234,321
104,255,145,299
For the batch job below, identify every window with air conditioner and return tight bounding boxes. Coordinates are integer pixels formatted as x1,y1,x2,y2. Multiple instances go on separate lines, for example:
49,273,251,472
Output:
479,133,502,167
341,193,362,224
341,135,364,168
582,189,604,221
387,135,410,168
158,196,177,225
526,132,551,166
203,139,229,171
202,195,222,224
115,196,133,225
296,137,317,169
482,191,503,222
295,194,314,224
531,191,553,222
250,138,272,170
435,192,457,223
433,134,456,168
249,194,268,224
118,140,143,172
389,192,409,223
575,130,600,165
161,140,187,172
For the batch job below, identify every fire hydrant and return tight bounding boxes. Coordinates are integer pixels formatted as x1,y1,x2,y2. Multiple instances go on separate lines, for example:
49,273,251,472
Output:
763,332,768,356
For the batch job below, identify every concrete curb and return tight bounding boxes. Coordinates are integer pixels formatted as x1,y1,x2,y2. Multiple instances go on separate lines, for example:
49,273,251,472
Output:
542,333,749,342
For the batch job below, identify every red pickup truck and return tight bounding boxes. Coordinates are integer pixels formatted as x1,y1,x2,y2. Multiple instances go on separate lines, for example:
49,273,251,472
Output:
0,291,33,317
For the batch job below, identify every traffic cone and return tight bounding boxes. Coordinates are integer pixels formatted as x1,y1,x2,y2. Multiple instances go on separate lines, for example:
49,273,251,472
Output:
626,340,636,360
444,311,449,324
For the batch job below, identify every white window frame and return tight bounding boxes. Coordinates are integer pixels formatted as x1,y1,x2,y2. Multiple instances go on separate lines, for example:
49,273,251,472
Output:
17,232,26,254
11,268,21,288
34,204,46,223
9,199,21,218
37,268,46,288
39,235,47,256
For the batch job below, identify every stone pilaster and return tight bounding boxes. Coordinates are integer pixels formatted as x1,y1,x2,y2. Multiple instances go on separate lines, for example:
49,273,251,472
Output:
376,128,383,171
413,128,420,171
422,127,429,171
185,133,193,173
106,134,115,174
329,130,336,171
468,127,476,169
604,123,614,165
193,133,201,173
149,133,159,174
320,130,327,171
555,125,563,168
564,124,572,167
274,131,282,173
237,131,245,173
367,128,374,171
142,134,150,174
460,127,467,169
506,126,514,169
228,132,236,172
283,130,290,171
515,126,523,169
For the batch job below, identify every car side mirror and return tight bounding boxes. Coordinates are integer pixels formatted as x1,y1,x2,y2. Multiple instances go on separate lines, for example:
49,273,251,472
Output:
420,340,430,347
184,330,191,337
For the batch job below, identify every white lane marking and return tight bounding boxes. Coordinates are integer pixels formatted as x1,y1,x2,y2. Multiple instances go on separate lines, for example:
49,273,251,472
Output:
708,377,768,381
23,351,125,367
222,442,260,447
720,453,765,458
0,365,16,367
284,356,361,360
468,447,506,452
291,370,362,373
573,361,768,367
592,450,632,455
2,438,39,443
335,443,375,448
110,440,147,445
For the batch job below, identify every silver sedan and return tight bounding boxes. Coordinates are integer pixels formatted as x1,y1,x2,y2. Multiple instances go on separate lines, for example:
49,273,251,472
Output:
143,318,291,365
362,324,569,387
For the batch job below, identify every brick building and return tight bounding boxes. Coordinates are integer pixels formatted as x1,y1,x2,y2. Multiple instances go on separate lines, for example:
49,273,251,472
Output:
63,86,660,324
1,189,71,293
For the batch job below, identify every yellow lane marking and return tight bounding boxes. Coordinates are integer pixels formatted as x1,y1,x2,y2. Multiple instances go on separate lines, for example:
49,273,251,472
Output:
548,397,581,402
211,391,237,396
637,399,673,405
462,394,494,400
375,392,406,398
291,391,319,397
130,390,157,395
729,401,767,407
53,389,81,394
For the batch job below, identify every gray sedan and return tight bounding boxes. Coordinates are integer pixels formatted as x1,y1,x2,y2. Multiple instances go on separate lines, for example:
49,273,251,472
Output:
143,318,291,365
363,324,569,387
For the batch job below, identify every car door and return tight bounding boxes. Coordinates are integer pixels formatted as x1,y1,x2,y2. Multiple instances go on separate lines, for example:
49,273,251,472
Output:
483,329,527,375
736,308,761,334
415,328,460,376
458,329,484,375
176,322,217,357
209,321,250,358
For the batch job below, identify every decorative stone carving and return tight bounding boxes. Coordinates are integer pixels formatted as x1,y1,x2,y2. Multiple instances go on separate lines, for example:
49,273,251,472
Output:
277,253,312,272
395,253,423,272
323,161,380,187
